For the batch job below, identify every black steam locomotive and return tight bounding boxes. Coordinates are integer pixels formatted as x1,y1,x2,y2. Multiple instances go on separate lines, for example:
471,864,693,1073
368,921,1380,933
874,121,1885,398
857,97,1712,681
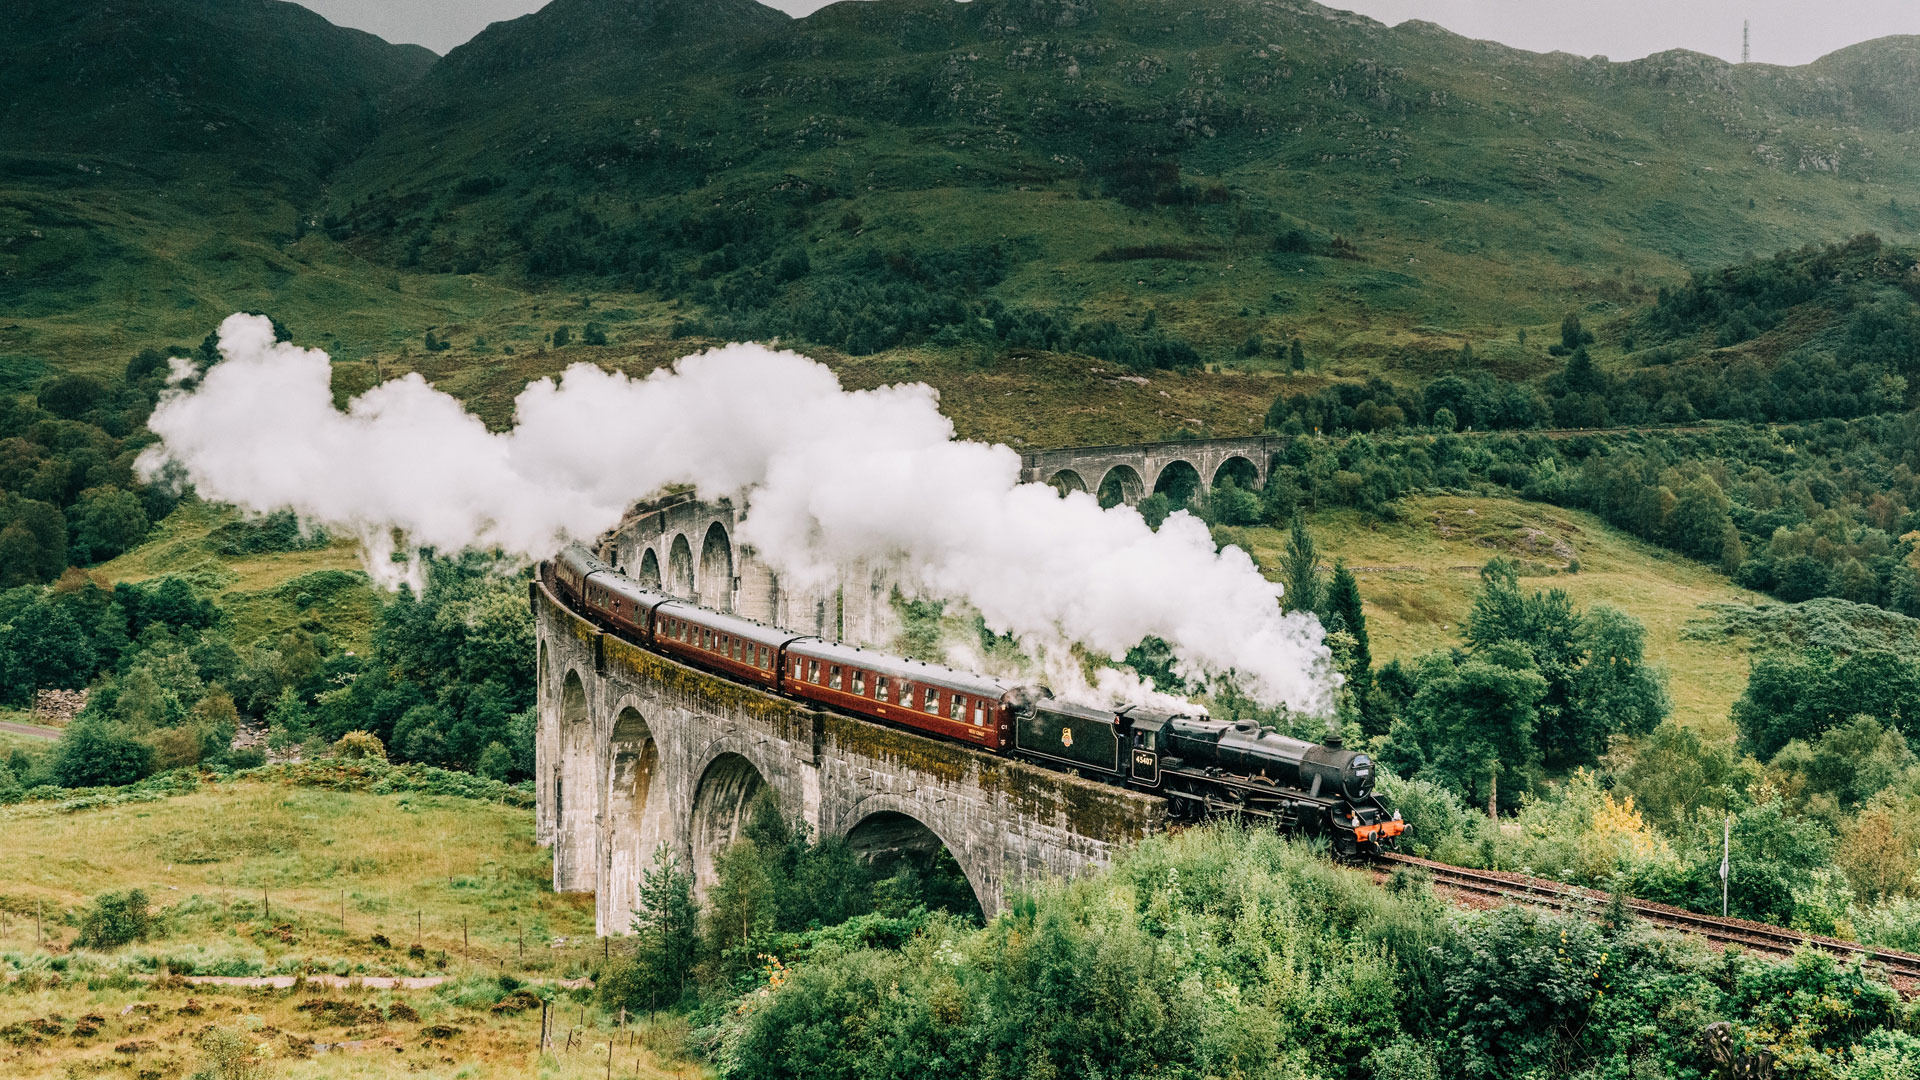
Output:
547,544,1403,854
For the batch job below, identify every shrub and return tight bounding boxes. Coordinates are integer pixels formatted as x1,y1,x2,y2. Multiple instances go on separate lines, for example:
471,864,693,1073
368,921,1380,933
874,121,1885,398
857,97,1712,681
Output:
333,731,387,761
193,1025,269,1080
75,889,153,950
51,719,152,788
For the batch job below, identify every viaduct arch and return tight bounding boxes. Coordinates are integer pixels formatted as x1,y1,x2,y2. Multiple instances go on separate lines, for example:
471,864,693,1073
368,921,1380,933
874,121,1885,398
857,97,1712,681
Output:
607,494,893,646
1023,437,1281,508
533,576,1163,931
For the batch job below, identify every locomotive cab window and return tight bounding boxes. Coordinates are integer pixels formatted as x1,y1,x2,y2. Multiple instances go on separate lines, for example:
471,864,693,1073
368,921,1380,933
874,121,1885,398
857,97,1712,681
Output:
851,670,866,696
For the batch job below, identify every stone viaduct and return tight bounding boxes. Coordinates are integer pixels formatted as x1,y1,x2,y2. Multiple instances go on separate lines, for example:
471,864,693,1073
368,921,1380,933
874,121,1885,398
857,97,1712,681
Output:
532,573,1165,934
533,432,1293,935
1020,436,1281,507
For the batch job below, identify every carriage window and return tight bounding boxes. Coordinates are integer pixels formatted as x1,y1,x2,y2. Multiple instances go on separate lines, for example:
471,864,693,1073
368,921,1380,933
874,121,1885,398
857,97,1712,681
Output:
733,638,743,661
829,666,843,690
974,704,985,725
807,659,820,683
950,695,965,721
876,677,890,702
852,670,866,695
758,646,769,668
924,688,939,712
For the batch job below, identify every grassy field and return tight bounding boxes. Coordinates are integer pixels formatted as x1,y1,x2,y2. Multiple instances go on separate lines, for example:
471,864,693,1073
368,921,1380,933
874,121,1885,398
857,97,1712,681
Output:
1221,494,1765,737
93,499,382,654
0,775,708,1079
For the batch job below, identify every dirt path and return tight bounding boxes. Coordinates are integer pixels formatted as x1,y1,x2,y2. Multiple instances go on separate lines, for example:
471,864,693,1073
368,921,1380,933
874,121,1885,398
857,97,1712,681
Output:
0,721,59,740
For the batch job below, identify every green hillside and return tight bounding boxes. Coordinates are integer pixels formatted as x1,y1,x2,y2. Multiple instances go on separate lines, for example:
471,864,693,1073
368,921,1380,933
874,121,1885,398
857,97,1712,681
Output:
0,0,436,373
321,0,1920,364
16,0,1920,385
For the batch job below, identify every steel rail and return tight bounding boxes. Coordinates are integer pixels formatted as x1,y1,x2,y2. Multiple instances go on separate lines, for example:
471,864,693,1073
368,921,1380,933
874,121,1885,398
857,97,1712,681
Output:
1375,851,1920,982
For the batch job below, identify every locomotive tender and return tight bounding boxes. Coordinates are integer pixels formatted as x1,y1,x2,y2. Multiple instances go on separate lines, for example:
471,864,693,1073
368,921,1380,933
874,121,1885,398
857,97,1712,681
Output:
547,544,1404,854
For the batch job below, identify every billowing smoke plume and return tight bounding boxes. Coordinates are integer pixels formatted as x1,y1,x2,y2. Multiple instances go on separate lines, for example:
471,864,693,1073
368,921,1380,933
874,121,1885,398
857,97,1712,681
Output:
140,313,1337,714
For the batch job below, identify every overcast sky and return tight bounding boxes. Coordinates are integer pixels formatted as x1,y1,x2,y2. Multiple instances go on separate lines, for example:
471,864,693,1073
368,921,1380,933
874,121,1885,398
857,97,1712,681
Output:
299,0,1920,66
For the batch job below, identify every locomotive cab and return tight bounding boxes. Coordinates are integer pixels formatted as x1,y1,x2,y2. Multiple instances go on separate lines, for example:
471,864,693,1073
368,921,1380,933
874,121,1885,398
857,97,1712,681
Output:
1116,706,1170,787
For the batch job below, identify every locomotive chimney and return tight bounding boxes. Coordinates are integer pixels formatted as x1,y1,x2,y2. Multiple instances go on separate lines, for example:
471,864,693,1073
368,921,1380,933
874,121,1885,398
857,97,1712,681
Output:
1323,717,1343,749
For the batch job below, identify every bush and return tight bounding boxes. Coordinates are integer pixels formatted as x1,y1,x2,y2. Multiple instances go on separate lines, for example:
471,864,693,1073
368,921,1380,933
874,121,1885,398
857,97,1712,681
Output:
75,889,153,949
51,719,152,788
193,1025,269,1080
333,731,387,761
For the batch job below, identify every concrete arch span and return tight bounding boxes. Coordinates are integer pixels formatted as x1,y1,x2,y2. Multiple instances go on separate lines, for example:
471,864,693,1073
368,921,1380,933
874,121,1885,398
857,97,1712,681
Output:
554,668,599,892
844,807,985,921
688,750,774,900
1152,459,1202,505
601,706,668,935
699,521,734,612
1047,469,1088,497
1097,464,1145,508
668,534,694,598
1212,455,1260,491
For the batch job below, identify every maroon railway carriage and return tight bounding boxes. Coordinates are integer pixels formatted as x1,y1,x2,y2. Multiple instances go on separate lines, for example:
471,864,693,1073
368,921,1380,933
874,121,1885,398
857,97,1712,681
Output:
552,544,609,602
582,570,675,641
652,602,802,691
781,638,1020,750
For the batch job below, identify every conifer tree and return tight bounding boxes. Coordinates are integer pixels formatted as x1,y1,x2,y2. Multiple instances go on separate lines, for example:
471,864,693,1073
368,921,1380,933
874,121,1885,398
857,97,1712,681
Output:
1282,512,1325,617
1327,561,1370,677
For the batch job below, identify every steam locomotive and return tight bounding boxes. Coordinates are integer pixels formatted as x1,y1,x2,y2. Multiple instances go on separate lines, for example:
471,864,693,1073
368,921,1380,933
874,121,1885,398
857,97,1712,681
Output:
547,544,1404,854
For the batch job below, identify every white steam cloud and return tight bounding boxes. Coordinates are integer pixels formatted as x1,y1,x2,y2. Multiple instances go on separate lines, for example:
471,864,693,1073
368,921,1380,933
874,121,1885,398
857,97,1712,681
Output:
139,313,1337,714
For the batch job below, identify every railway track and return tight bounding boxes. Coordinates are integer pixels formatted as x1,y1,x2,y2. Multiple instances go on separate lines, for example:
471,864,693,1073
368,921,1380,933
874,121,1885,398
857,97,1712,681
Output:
1375,852,1920,985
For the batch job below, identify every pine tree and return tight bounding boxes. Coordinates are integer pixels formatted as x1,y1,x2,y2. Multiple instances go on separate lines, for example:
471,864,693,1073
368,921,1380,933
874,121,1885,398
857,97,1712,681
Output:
1282,512,1325,617
632,845,700,1003
1289,337,1306,372
1327,561,1370,677
1564,346,1605,396
1560,312,1594,351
